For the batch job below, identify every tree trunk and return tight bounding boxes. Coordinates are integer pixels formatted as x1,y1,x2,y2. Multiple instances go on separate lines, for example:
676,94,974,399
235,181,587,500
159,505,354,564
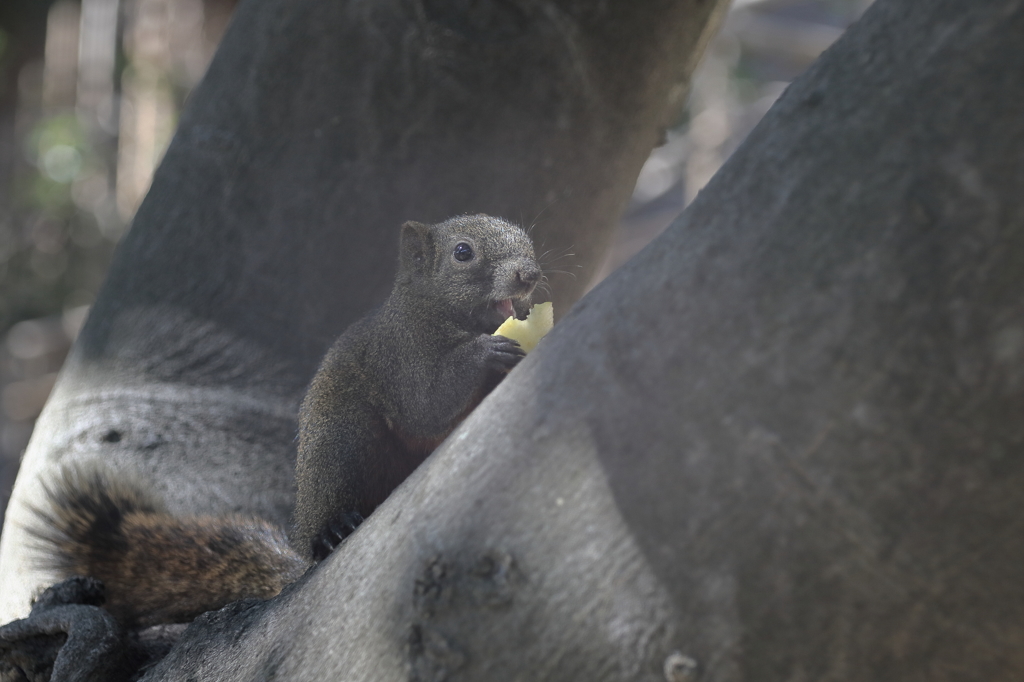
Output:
145,0,1024,679
0,0,729,627
5,0,1024,680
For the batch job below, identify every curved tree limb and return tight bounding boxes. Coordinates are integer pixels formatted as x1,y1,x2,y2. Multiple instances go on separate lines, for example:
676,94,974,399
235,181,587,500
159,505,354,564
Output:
145,0,1024,679
0,0,728,627
4,0,1023,679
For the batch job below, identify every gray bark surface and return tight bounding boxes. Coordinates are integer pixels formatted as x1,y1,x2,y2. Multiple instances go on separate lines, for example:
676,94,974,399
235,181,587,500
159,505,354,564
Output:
143,0,1024,679
4,0,1024,679
0,0,729,628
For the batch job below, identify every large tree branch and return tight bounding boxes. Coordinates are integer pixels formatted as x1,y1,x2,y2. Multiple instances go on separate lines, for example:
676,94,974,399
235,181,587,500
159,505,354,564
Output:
0,0,729,625
142,0,1024,679
4,0,1022,679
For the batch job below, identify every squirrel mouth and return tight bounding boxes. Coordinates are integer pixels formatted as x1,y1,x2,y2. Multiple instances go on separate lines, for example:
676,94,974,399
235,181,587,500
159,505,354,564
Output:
494,299,516,320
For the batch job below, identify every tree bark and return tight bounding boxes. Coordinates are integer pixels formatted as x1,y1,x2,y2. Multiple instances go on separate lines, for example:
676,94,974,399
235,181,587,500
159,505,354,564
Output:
0,0,729,626
6,0,1024,680
144,0,1024,679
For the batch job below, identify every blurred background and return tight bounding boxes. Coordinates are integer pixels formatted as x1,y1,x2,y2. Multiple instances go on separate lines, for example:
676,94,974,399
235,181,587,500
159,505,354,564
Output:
0,0,873,526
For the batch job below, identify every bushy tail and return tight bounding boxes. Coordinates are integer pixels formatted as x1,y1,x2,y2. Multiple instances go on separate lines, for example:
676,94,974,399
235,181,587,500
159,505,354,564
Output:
30,467,308,627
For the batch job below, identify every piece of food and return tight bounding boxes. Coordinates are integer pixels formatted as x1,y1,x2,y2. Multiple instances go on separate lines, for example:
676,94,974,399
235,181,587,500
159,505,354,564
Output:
493,302,553,353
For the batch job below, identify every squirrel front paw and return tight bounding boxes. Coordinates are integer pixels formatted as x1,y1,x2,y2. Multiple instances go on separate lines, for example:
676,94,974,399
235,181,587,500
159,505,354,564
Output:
311,510,365,562
481,334,526,373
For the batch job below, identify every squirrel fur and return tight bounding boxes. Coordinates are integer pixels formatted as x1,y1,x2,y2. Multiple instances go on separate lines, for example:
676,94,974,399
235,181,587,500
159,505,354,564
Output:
29,467,307,627
295,215,540,559
29,214,540,626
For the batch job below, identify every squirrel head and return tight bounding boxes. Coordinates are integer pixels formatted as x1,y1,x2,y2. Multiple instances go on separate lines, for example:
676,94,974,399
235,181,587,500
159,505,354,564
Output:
398,215,541,334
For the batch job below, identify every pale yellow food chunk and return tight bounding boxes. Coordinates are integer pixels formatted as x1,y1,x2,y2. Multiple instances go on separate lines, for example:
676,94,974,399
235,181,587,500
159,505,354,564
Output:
493,302,554,353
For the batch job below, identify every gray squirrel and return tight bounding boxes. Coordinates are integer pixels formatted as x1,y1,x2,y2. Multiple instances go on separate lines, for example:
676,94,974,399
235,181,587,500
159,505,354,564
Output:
295,214,540,560
31,214,541,626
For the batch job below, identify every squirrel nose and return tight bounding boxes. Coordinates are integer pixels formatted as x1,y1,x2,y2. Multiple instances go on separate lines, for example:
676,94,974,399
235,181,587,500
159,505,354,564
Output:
517,265,541,288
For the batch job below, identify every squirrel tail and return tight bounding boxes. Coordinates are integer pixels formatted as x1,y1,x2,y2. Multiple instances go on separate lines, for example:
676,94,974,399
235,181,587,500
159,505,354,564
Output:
28,466,308,627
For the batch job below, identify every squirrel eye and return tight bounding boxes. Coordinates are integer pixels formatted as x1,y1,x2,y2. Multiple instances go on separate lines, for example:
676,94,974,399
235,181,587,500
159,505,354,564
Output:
453,242,474,262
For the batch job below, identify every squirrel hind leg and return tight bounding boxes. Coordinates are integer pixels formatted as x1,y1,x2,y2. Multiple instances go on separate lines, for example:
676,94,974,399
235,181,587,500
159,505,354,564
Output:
311,509,365,562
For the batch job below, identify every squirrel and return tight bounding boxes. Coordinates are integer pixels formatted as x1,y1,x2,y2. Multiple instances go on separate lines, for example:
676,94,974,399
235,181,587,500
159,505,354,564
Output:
294,215,540,560
26,214,541,627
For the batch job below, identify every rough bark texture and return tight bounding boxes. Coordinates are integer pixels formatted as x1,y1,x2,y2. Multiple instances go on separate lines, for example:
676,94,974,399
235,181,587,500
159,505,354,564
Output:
140,0,1023,679
0,0,729,624
5,0,1024,679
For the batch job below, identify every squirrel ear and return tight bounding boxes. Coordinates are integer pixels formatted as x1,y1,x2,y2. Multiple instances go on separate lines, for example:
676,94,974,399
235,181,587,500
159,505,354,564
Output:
399,221,434,276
